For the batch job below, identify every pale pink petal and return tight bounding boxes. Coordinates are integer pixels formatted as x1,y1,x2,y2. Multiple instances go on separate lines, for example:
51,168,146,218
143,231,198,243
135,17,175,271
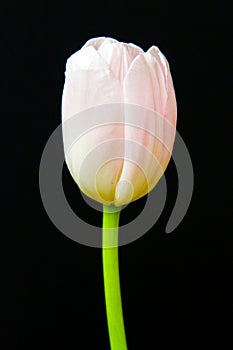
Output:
114,114,166,205
62,45,124,204
144,51,168,116
115,52,173,205
82,37,117,50
114,55,157,203
148,46,177,127
67,124,124,204
123,54,156,110
165,73,177,127
98,41,143,82
62,46,122,120
147,46,169,83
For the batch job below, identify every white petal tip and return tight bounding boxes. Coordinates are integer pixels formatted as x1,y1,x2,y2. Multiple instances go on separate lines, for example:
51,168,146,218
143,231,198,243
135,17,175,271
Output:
114,180,134,206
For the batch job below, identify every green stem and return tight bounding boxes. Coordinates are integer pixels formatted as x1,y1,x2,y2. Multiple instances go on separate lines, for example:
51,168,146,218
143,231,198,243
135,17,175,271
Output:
102,205,128,350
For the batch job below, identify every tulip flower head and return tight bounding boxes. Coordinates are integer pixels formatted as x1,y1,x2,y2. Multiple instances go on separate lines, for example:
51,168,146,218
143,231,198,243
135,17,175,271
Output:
62,37,177,206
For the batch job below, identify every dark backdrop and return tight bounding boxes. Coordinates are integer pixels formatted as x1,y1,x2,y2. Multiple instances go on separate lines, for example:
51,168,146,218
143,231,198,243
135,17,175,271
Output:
1,0,232,349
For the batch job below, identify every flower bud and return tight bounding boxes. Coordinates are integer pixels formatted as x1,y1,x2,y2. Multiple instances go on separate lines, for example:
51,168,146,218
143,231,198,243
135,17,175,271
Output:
62,37,177,206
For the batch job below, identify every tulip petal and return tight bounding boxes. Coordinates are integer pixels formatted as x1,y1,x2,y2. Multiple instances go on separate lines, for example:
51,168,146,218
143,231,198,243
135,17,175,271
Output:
116,56,157,203
82,37,118,50
123,54,153,105
147,46,169,83
144,51,168,116
67,126,124,204
147,46,177,127
165,73,177,128
114,113,165,205
98,41,143,82
115,53,172,204
62,46,123,120
62,46,125,204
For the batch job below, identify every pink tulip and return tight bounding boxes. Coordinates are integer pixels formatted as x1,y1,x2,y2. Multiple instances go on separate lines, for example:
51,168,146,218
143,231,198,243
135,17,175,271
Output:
62,37,177,206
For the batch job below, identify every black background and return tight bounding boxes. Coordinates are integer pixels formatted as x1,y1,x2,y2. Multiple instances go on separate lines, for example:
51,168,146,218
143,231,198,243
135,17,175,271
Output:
1,0,232,349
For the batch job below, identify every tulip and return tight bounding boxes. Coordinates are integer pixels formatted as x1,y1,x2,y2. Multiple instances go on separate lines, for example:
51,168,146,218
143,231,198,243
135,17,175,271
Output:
62,38,177,350
62,37,177,207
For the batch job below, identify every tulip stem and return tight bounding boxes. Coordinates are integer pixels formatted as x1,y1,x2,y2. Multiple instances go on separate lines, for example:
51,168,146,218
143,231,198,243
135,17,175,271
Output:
102,205,128,350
